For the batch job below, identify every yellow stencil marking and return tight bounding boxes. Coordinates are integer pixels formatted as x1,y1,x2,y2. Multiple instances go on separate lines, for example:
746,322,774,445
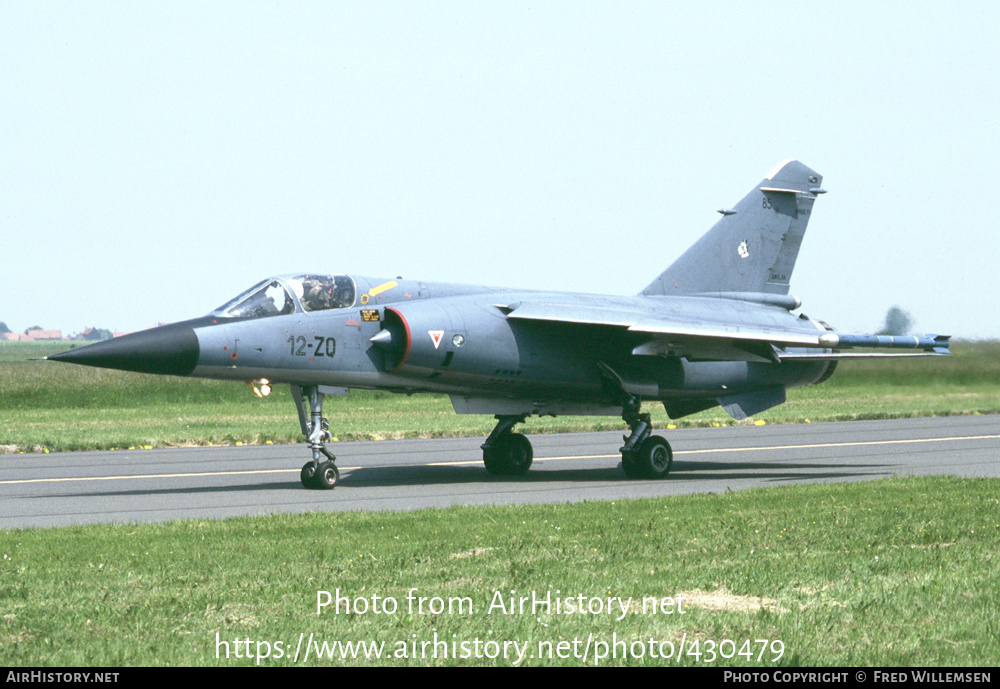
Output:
369,281,398,297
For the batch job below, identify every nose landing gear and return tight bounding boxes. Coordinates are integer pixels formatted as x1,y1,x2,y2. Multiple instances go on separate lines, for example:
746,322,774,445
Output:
293,385,340,489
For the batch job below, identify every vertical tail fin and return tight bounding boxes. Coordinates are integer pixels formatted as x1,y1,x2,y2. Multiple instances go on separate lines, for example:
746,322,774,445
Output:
642,160,825,297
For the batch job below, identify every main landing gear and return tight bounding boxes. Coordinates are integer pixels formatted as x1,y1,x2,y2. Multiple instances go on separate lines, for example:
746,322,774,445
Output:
481,414,533,476
477,397,672,480
619,395,673,479
292,385,340,489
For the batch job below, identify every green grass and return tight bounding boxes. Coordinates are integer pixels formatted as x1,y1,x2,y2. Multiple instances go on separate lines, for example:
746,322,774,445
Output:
3,341,999,453
1,476,997,666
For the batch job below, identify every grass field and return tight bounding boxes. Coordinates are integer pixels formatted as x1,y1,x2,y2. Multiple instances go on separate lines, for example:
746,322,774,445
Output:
1,476,997,666
2,340,999,453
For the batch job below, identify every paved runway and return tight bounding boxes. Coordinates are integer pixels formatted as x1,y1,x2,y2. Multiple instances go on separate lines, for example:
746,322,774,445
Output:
2,415,998,528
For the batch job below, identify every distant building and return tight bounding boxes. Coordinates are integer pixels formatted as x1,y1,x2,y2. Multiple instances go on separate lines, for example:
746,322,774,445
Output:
25,329,62,341
77,327,115,341
3,330,62,341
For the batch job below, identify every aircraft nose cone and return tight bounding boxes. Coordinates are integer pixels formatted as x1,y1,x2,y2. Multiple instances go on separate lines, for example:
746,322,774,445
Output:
48,321,200,376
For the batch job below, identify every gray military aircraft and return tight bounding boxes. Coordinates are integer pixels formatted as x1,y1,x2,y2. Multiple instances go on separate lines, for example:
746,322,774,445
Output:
48,160,949,489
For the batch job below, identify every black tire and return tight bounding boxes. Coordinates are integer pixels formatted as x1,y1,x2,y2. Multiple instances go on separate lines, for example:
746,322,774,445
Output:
621,450,644,479
313,461,339,489
483,433,533,476
302,461,339,489
483,447,503,475
637,435,673,479
301,462,319,489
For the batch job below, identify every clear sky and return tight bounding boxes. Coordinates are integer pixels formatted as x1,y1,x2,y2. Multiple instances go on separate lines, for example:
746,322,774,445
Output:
3,2,998,338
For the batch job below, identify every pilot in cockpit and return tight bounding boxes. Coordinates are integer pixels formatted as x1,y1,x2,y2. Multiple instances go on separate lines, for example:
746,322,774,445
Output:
330,280,354,309
301,276,333,311
297,275,354,311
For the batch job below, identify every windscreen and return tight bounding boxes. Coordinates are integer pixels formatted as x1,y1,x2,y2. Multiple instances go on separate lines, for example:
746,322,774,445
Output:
213,280,296,319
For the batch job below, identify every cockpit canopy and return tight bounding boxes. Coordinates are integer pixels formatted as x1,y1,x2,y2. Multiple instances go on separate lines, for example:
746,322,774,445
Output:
212,274,356,319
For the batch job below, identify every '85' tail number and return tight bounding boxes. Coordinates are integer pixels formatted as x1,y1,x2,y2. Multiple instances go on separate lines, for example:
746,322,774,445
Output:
287,335,337,358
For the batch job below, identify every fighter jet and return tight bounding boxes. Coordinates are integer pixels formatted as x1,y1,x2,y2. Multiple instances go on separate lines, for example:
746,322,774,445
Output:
47,160,949,489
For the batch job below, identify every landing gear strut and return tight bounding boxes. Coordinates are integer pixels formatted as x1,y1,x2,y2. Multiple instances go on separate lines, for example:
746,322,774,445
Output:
481,414,533,476
620,395,672,479
292,385,339,489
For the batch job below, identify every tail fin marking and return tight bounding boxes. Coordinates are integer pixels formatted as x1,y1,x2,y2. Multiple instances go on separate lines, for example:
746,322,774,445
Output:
642,160,824,297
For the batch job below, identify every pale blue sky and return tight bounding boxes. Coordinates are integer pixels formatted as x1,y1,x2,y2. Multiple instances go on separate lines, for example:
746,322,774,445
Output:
3,2,998,338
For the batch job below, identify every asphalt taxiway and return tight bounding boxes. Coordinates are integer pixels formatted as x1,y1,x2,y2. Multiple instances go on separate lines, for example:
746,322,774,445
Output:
2,415,998,528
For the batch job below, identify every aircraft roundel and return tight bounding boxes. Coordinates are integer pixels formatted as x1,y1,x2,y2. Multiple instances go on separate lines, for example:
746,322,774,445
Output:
428,330,444,349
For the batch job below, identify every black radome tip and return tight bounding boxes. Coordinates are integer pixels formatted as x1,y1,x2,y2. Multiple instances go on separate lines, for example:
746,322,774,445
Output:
48,321,200,376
